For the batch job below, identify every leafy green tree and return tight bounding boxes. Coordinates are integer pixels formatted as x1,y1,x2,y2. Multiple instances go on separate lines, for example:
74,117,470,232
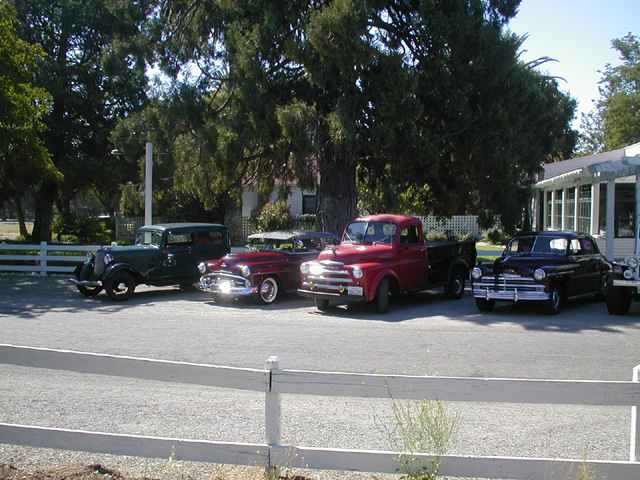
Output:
599,33,640,149
577,33,640,154
0,1,55,236
11,0,151,241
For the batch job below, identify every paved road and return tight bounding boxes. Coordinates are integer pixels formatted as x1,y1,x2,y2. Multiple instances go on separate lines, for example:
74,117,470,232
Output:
1,275,639,468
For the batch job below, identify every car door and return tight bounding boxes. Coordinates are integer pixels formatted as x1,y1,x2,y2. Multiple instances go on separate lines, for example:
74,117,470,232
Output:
568,236,600,296
155,230,197,282
397,225,428,289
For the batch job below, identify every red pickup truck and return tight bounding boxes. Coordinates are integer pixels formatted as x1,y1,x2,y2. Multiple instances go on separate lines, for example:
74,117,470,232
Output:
297,214,477,313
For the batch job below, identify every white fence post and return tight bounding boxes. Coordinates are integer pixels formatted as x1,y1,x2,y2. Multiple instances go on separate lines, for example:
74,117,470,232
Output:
265,356,281,475
39,242,48,276
632,364,640,462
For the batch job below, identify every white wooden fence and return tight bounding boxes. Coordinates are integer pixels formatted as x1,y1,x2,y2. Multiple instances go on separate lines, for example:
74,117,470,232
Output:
0,344,639,479
0,242,99,276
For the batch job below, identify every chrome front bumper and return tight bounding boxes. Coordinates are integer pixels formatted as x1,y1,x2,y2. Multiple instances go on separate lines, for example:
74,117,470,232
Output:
197,272,257,296
612,279,640,288
69,278,103,288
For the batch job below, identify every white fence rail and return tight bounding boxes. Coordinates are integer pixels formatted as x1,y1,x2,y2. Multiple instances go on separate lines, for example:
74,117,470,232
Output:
0,344,639,479
0,242,99,276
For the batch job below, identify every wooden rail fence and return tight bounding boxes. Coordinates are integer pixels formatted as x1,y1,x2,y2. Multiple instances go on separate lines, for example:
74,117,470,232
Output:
0,242,99,276
0,344,639,479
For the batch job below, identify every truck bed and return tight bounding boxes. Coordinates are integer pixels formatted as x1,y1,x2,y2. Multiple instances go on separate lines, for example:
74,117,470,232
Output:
426,240,477,287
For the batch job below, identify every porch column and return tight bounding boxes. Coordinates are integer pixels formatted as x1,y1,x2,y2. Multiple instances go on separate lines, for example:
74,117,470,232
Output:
574,186,579,232
606,179,615,260
590,184,599,235
561,189,567,230
550,190,556,230
636,172,640,255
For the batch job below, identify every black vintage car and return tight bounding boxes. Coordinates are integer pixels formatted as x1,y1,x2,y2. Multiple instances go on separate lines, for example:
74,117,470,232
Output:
471,231,612,315
71,223,230,301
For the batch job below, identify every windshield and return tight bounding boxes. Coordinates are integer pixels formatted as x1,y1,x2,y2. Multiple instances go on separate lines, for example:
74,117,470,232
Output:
505,235,568,256
135,230,162,247
343,221,397,245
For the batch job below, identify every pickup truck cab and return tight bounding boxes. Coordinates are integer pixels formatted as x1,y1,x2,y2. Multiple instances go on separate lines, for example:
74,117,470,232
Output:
297,214,476,313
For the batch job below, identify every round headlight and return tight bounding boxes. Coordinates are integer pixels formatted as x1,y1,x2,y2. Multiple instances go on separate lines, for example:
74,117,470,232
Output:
198,262,207,274
534,269,546,281
300,263,309,274
239,265,251,278
103,253,114,265
352,266,363,279
626,257,639,270
471,267,482,280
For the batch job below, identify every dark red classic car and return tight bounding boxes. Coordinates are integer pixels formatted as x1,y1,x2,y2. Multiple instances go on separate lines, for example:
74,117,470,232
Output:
471,231,612,315
197,230,339,304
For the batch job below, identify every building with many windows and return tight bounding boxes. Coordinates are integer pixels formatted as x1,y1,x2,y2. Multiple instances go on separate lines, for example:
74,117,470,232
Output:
532,142,640,260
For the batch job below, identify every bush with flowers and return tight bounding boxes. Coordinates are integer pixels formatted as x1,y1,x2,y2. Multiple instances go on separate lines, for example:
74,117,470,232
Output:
255,200,295,232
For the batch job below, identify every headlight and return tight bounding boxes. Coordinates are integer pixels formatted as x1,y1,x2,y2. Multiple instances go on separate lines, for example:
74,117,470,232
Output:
352,266,363,279
534,269,546,281
103,254,114,265
471,267,482,280
626,257,639,270
300,263,309,274
198,262,207,274
239,265,251,278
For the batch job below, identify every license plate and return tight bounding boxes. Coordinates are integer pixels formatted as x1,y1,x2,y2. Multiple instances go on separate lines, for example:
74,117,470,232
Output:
348,286,363,296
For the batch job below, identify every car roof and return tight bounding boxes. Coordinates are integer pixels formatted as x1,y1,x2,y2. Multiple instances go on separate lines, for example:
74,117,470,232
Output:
256,230,338,241
512,230,589,239
139,223,227,232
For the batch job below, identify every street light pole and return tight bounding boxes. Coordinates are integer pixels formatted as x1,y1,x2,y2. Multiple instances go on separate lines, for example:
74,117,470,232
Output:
145,142,153,226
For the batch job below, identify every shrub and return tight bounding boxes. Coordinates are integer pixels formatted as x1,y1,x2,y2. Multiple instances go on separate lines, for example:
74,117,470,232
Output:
255,200,294,232
425,229,448,241
53,214,112,244
481,226,510,245
456,232,477,243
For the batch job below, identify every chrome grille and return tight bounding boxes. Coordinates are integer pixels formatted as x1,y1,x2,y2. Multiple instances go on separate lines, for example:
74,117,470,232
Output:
472,274,548,301
94,251,105,276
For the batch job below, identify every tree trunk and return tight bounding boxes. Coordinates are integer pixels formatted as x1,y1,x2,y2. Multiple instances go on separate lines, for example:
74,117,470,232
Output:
315,151,357,236
13,198,28,238
224,194,244,247
31,179,57,242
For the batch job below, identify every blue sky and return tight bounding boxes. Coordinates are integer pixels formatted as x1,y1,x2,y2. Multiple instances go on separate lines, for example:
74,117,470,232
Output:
508,0,640,128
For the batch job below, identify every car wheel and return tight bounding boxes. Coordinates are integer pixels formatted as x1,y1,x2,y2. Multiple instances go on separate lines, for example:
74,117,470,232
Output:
77,285,102,297
444,268,466,300
605,276,631,315
475,297,495,312
256,277,279,304
376,278,389,314
315,298,330,311
105,272,136,301
543,285,561,315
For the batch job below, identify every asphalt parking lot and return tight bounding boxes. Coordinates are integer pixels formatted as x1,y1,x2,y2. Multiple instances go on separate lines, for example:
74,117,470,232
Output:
1,274,639,471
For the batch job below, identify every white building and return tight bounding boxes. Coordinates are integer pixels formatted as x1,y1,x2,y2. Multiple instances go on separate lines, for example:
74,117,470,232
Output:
532,142,640,260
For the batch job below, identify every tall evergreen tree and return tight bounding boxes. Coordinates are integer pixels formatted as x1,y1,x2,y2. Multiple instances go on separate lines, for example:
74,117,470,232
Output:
151,0,576,234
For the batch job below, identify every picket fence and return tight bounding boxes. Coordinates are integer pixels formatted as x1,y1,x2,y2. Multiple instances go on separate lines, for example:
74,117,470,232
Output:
0,344,639,479
0,242,99,276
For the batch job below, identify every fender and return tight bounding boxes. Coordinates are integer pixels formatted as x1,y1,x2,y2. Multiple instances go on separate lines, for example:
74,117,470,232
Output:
447,257,470,280
75,261,95,281
103,264,144,284
366,268,401,301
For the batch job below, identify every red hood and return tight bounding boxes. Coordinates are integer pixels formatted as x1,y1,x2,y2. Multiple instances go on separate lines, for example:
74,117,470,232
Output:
206,250,286,270
317,243,394,265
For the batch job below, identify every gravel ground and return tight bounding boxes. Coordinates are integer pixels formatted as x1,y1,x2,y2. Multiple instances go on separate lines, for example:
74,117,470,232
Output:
1,275,638,480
